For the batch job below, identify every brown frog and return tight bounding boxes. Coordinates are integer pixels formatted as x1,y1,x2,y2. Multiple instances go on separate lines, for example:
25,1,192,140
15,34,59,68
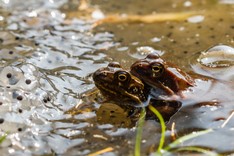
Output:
93,62,148,105
130,53,194,97
66,62,148,116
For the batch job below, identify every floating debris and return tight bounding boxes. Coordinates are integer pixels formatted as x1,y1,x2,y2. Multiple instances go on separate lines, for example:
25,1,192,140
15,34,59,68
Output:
94,12,201,26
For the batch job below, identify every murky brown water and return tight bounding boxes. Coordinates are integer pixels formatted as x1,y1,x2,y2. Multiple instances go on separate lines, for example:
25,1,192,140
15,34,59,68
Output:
0,0,234,155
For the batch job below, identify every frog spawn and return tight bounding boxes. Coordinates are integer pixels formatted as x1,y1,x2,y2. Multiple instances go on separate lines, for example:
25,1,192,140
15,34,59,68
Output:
0,64,54,148
0,31,37,66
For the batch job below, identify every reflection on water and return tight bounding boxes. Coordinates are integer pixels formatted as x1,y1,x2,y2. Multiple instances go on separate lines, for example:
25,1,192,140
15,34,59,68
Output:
0,0,234,155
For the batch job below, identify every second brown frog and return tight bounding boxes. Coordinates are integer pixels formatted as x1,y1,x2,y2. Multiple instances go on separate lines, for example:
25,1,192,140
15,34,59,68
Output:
130,53,194,98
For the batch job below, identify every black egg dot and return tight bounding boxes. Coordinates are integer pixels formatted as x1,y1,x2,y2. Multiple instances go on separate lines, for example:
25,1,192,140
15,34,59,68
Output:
172,40,177,44
166,32,172,38
0,38,3,43
118,38,124,42
18,128,22,132
0,101,2,105
34,42,39,46
230,25,234,29
169,25,174,29
6,73,12,78
25,79,31,84
195,41,200,45
6,86,10,88
43,99,47,103
183,51,188,54
17,96,23,101
47,97,51,101
15,36,20,40
9,51,14,55
197,25,202,29
18,109,23,113
0,118,4,124
210,35,216,39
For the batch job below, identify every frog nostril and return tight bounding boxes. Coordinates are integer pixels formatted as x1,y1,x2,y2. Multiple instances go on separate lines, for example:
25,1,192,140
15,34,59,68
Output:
138,63,143,67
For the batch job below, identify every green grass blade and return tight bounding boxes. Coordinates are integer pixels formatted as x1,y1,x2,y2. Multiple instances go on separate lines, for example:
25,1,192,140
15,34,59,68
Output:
173,146,219,156
0,133,7,144
134,108,146,156
164,129,213,151
148,105,166,155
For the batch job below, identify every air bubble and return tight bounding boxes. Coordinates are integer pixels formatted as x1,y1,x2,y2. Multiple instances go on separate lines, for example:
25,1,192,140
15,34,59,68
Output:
190,45,234,81
197,45,234,68
129,46,164,59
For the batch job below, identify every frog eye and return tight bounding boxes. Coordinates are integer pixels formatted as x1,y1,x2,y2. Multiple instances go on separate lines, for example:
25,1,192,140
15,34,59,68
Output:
151,63,164,77
118,74,127,81
114,71,130,82
152,65,161,72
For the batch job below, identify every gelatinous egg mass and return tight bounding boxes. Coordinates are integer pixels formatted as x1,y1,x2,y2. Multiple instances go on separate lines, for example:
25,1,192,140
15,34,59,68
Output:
197,45,234,68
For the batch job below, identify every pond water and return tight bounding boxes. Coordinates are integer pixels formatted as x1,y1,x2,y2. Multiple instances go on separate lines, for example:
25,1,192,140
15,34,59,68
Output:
0,0,234,155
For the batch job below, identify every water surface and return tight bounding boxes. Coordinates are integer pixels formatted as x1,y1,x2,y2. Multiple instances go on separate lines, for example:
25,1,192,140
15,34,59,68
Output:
0,0,234,155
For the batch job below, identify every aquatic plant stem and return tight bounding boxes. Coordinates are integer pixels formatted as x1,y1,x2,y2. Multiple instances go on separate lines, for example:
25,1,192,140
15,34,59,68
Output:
164,129,213,151
134,108,146,156
148,105,166,155
173,146,219,156
0,133,7,144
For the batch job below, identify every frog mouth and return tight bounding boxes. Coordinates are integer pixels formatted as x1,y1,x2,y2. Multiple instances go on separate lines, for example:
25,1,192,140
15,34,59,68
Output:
145,80,175,95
